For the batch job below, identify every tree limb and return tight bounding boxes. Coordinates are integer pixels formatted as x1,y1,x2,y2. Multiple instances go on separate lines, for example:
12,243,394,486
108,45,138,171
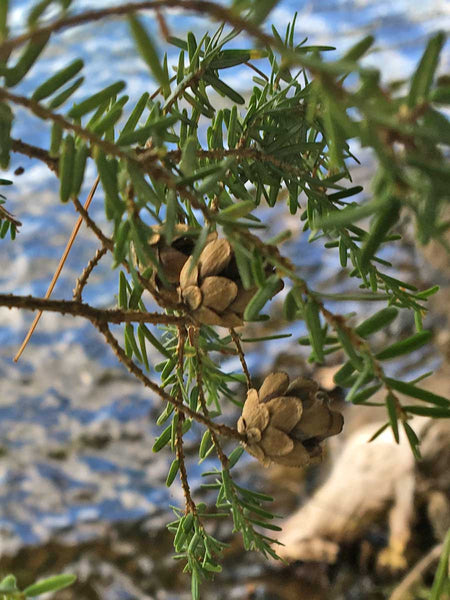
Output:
0,293,184,325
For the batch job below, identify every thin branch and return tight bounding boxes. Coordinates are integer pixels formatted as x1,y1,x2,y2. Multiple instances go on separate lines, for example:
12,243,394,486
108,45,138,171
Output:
14,177,99,362
175,326,197,514
319,301,405,413
155,8,171,41
0,203,22,229
73,246,108,302
232,222,411,414
163,67,205,113
244,60,269,82
162,147,309,179
72,196,114,252
176,413,197,513
229,328,252,390
7,101,308,240
8,129,310,249
11,138,58,173
95,320,245,441
10,136,310,201
232,226,408,411
3,48,305,229
72,196,181,309
0,1,277,57
1,294,184,325
0,88,132,163
191,326,230,468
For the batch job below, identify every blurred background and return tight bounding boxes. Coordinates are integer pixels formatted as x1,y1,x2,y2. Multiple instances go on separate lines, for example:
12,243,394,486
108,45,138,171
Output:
1,1,449,598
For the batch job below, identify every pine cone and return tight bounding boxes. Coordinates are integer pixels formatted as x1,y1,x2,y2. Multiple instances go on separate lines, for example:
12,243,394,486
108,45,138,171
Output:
179,237,268,328
237,372,344,468
143,225,217,305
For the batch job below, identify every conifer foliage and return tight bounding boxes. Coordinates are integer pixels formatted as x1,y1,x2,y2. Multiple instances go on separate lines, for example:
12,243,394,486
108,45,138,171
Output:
0,1,449,597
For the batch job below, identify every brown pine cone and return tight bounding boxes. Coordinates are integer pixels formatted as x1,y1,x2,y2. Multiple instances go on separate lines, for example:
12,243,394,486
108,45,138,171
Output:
143,225,217,305
237,372,344,468
179,237,263,328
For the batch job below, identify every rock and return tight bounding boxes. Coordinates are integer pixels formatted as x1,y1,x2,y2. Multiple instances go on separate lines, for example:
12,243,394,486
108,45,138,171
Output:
274,417,450,571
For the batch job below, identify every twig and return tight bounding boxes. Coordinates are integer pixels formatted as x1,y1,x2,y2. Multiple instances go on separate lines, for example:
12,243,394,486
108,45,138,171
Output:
229,328,252,390
11,138,58,173
8,110,309,240
11,136,309,184
72,196,114,252
234,228,408,410
163,68,205,113
176,413,197,513
1,294,184,325
3,91,267,224
73,246,108,302
9,135,313,276
319,300,406,415
0,1,277,57
0,204,22,229
155,8,170,41
389,543,443,600
175,326,197,514
95,320,244,441
13,177,99,362
0,88,132,163
162,147,309,179
9,131,312,235
191,326,230,468
192,337,256,549
244,60,269,82
72,196,181,309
